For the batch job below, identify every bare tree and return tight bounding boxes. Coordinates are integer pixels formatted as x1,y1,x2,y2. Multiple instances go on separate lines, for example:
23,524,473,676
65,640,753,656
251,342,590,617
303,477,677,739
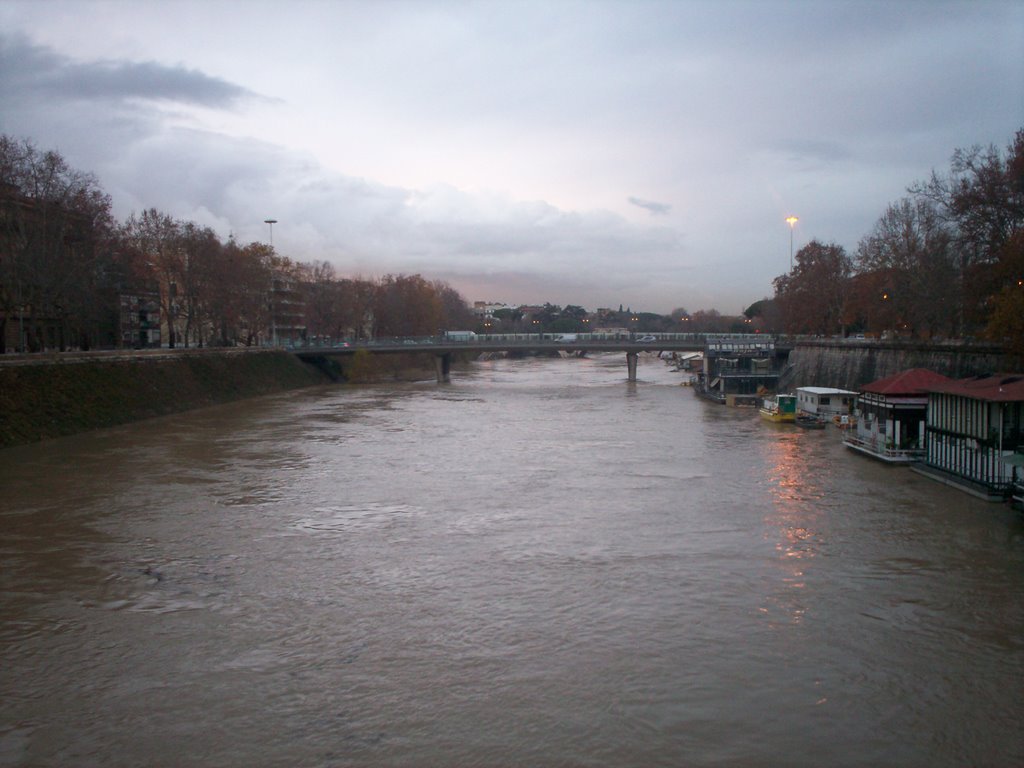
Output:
854,197,957,337
119,209,184,347
0,136,114,351
772,240,851,336
911,129,1024,333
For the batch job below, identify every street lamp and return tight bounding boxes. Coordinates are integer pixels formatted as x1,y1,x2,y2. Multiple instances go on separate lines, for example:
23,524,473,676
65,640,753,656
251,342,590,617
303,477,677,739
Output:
785,216,799,271
264,219,279,346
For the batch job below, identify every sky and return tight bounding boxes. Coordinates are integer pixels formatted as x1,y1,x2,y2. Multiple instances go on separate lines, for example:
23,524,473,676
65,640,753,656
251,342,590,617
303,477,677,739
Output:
1,0,1022,315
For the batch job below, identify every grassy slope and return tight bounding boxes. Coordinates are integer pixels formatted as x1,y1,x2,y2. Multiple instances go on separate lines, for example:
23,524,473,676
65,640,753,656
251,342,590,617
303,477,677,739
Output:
0,351,329,448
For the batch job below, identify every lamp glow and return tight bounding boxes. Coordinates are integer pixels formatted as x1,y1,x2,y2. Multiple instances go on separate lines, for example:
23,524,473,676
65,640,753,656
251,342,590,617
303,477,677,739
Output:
785,216,799,270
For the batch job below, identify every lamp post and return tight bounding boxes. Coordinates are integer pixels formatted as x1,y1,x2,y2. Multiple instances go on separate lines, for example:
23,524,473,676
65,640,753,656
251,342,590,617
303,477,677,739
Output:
785,216,799,271
264,219,278,346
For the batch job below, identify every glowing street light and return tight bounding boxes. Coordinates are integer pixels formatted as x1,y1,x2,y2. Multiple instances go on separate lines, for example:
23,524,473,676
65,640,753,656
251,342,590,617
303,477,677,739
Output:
785,216,799,271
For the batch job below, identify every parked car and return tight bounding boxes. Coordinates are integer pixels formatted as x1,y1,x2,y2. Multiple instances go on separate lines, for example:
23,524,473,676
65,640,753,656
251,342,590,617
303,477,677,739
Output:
636,335,657,343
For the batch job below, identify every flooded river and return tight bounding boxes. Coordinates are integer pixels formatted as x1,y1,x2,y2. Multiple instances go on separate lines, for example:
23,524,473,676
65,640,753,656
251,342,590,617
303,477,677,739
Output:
2,353,1022,767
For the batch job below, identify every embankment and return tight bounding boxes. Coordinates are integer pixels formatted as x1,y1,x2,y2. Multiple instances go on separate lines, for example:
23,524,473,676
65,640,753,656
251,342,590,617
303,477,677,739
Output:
781,341,1015,391
0,349,332,449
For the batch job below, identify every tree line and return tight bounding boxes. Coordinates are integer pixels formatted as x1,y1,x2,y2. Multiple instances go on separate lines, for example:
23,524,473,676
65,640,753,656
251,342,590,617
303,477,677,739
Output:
4,129,1020,355
0,135,475,352
769,129,1023,356
0,132,770,354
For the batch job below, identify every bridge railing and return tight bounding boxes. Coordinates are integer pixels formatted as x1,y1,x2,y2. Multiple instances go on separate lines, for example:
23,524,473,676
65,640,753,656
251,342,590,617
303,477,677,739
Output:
292,332,785,350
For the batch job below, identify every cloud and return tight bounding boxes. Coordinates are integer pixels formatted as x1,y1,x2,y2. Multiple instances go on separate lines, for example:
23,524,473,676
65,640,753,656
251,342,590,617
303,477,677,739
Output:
0,32,264,109
72,121,690,310
1,0,1019,315
628,196,672,216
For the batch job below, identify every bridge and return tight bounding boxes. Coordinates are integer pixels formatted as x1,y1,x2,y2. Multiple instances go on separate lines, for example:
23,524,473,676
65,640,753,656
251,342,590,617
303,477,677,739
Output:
292,332,779,383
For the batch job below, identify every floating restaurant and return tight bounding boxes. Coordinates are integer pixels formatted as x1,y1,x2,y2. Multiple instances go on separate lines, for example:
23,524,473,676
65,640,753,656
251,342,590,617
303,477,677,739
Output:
843,369,950,464
695,334,782,406
908,373,1024,501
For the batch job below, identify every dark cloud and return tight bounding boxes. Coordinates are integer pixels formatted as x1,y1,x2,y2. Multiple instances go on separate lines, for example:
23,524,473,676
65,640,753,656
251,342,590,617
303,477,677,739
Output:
0,33,264,108
628,196,671,216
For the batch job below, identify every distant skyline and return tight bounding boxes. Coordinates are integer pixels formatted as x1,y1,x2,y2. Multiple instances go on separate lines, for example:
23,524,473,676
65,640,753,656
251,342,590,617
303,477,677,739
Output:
2,0,1022,313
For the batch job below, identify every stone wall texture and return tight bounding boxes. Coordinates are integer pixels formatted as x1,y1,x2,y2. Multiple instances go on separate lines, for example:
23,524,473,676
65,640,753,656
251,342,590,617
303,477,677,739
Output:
781,341,1014,392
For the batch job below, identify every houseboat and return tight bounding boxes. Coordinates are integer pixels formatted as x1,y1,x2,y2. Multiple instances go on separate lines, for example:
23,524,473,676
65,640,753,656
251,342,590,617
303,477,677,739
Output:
695,335,782,407
759,393,797,423
843,369,951,463
912,373,1024,501
796,387,858,419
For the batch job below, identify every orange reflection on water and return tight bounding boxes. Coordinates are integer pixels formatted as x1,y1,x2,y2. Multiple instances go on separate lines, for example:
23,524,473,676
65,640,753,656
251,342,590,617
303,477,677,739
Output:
761,430,825,624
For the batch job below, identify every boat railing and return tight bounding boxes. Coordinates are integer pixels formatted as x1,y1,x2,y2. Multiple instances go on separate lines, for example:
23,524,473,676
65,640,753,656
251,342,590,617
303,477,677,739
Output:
842,433,925,461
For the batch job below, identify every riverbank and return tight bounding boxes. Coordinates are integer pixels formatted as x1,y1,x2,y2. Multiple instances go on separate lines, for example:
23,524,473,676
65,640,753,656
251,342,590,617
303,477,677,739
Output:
0,347,458,449
0,349,333,449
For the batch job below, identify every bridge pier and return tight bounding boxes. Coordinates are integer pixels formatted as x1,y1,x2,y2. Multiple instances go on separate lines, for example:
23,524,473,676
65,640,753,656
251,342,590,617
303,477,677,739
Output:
434,353,452,383
626,351,638,382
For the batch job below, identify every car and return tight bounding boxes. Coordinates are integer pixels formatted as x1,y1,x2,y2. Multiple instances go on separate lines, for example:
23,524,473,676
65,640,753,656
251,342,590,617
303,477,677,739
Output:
636,335,657,343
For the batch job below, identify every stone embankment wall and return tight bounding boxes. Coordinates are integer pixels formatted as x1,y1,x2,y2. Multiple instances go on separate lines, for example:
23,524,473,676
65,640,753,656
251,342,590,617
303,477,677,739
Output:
0,349,331,449
781,341,1014,392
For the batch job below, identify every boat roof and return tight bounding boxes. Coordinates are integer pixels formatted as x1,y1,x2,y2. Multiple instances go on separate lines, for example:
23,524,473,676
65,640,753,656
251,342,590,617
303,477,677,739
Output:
860,368,952,396
926,373,1024,402
796,387,857,396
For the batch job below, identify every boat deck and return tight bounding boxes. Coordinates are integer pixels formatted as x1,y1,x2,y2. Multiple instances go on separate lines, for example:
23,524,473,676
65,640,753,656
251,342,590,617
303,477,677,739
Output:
842,435,924,464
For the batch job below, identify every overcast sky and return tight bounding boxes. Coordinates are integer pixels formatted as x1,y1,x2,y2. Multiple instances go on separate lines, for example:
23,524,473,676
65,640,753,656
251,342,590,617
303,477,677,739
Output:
2,0,1022,314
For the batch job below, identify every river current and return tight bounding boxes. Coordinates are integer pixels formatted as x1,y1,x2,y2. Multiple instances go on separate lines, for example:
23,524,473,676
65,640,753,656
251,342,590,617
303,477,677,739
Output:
2,353,1022,767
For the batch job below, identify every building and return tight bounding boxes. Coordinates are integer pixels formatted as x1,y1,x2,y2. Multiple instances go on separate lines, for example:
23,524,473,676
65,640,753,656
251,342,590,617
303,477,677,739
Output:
696,334,780,406
914,373,1024,500
119,292,162,349
269,273,306,346
843,369,950,463
796,387,858,418
472,301,507,318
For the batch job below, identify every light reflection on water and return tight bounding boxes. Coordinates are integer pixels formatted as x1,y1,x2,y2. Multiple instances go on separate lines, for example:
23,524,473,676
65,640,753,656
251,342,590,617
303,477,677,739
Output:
1,353,1023,767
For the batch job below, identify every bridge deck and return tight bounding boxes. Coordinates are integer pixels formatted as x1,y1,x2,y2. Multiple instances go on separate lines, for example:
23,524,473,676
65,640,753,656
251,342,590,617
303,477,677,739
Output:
292,333,774,356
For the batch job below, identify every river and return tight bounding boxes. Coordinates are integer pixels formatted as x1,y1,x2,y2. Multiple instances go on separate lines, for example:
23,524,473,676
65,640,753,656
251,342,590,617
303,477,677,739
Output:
2,352,1022,767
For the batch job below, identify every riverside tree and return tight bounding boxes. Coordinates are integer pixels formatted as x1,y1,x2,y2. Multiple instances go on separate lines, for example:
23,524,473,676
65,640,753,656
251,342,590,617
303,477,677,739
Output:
853,197,958,338
773,127,1023,347
911,129,1024,334
772,240,852,336
0,136,116,351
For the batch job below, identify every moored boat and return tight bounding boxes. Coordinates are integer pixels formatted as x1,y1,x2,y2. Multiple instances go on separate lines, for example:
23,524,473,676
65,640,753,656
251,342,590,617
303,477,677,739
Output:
796,413,827,429
759,393,797,423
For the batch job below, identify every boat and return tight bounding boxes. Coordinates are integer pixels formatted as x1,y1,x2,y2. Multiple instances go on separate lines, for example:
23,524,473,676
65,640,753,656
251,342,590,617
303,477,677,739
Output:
795,413,827,429
759,393,797,423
